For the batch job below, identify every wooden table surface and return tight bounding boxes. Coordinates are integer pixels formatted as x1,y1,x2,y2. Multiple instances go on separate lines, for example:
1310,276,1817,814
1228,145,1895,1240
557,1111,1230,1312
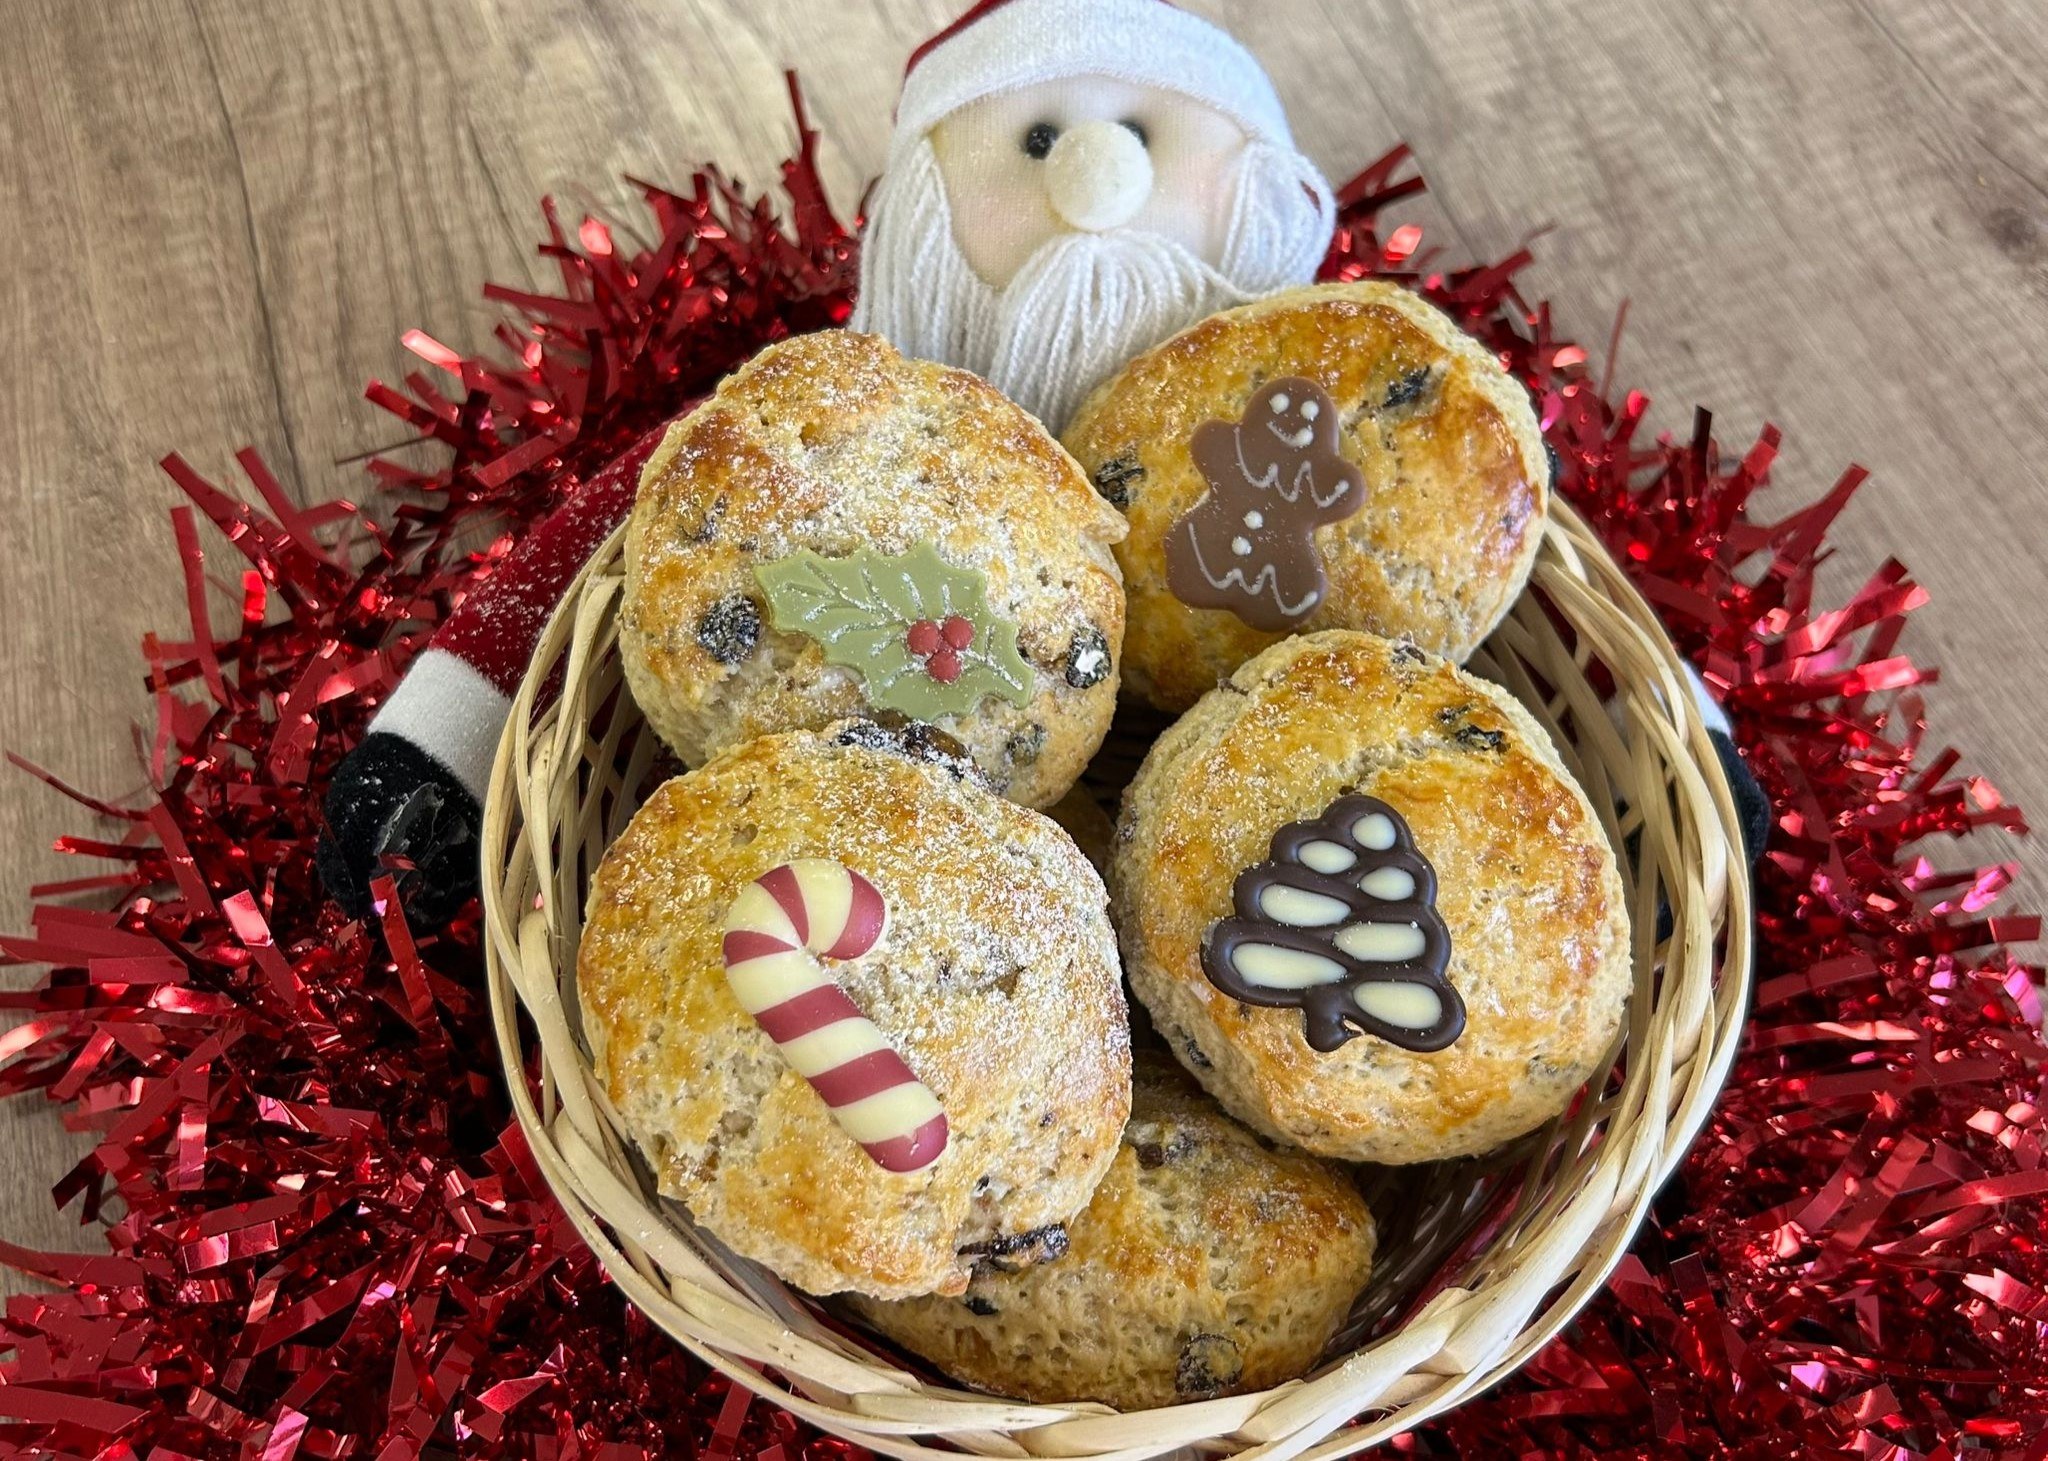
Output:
2,0,2042,1275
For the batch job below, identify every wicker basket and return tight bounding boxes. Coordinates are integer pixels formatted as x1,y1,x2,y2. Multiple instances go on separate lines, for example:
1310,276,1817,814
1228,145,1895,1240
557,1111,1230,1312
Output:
480,499,1752,1461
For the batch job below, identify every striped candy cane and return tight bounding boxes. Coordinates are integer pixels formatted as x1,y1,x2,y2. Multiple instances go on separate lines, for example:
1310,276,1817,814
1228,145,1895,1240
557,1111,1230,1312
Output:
720,859,950,1174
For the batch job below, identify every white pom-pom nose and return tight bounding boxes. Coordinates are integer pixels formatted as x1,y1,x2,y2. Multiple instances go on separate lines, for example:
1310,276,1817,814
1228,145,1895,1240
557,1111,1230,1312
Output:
1044,121,1154,233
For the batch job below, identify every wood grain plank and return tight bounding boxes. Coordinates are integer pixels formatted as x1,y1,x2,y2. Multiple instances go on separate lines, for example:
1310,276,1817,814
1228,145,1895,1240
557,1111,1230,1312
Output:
0,0,2040,1307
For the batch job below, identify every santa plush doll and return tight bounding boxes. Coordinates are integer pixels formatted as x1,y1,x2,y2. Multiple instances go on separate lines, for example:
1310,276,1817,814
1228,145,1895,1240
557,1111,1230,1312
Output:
319,0,1769,927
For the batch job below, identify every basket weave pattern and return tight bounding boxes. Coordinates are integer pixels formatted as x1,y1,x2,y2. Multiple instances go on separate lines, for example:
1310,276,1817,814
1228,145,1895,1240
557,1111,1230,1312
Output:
481,501,1752,1461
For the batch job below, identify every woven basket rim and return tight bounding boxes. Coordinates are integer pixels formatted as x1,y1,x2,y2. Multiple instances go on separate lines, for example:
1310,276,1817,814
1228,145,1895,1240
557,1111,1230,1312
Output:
480,498,1754,1461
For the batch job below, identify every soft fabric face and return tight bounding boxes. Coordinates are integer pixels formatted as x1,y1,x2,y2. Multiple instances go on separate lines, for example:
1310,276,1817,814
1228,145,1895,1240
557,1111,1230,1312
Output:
929,77,1250,287
852,75,1334,431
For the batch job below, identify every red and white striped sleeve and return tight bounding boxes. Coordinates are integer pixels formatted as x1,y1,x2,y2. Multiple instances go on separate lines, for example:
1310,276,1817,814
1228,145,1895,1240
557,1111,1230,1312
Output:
369,425,669,801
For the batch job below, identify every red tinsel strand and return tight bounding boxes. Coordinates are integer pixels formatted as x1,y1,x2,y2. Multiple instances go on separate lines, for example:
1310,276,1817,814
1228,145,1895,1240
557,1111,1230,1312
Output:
0,88,2039,1458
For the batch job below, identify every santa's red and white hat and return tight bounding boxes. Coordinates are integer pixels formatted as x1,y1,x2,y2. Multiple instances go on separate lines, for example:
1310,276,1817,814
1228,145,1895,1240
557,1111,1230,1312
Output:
896,0,1299,152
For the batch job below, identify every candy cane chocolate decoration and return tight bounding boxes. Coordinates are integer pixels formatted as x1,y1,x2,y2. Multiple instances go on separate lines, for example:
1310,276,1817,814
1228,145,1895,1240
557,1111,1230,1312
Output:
1202,795,1464,1054
720,860,950,1173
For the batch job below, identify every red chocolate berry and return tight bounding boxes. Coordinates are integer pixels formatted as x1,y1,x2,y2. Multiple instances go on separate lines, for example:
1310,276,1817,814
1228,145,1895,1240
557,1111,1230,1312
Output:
941,614,975,650
926,647,963,683
906,619,942,657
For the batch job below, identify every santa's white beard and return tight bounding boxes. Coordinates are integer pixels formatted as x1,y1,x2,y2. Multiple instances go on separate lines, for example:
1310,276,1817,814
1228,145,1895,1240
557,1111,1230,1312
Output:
851,138,1333,432
978,230,1240,430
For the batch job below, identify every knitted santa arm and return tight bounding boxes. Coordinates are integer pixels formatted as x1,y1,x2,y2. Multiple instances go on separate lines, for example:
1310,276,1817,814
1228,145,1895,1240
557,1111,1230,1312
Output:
318,425,669,923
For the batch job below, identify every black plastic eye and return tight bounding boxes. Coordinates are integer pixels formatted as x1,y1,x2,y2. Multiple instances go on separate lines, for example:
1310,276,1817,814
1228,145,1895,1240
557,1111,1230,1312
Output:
1022,122,1059,160
1121,118,1149,147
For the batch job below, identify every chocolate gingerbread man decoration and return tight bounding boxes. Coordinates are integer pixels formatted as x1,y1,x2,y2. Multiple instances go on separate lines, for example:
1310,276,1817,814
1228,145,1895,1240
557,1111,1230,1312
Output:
1202,794,1464,1054
1165,378,1366,632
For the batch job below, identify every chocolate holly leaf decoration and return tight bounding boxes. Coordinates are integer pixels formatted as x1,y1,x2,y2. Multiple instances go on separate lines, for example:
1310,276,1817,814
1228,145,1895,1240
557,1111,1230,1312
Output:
755,542,1034,720
1201,794,1464,1054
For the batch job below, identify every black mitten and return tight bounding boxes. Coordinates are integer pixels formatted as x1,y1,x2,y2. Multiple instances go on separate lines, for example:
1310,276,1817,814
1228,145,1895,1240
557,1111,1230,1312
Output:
317,732,483,929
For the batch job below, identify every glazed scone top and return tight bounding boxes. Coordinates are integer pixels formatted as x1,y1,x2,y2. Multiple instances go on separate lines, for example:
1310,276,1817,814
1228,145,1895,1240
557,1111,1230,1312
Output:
1063,282,1549,710
1112,631,1630,1164
622,329,1128,807
578,723,1132,1299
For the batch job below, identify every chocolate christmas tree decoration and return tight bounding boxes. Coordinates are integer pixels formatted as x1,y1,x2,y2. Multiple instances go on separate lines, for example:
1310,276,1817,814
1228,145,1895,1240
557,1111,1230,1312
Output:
1165,377,1367,633
1201,794,1463,1053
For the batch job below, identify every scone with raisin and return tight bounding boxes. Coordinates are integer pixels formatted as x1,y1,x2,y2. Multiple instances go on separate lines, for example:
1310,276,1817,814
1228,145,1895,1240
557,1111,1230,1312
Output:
578,722,1131,1299
850,1057,1375,1408
1063,282,1547,711
623,329,1126,806
1112,630,1630,1164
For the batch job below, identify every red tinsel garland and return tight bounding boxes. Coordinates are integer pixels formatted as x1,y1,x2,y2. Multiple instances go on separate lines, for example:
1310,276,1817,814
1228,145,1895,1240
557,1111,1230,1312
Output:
1,86,2042,1459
